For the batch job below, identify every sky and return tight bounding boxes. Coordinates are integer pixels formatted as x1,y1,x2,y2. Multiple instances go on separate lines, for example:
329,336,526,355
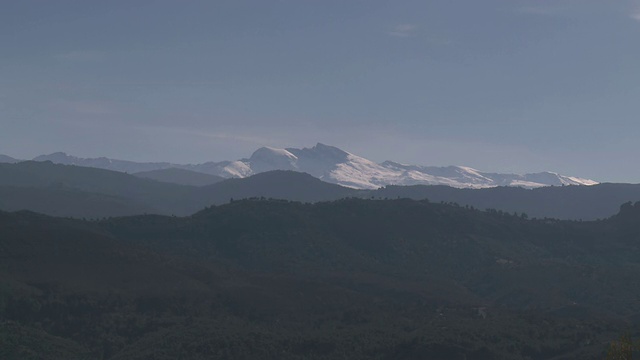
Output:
1,0,640,182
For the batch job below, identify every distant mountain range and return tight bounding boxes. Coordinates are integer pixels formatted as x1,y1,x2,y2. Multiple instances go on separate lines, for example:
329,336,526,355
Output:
1,143,597,189
1,160,639,220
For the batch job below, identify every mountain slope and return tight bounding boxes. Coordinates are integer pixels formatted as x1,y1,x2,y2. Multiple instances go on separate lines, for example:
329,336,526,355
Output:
133,168,224,186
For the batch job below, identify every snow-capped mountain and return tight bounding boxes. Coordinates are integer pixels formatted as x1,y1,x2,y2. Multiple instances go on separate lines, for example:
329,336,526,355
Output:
31,144,598,189
238,144,597,189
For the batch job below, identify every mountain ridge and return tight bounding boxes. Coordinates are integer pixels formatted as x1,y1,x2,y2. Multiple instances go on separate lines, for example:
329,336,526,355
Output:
28,143,598,190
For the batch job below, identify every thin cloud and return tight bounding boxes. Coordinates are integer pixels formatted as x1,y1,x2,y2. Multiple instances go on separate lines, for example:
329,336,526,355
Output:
631,9,640,21
388,24,417,38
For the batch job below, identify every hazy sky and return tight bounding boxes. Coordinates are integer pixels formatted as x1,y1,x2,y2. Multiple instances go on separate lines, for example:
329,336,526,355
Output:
2,0,640,182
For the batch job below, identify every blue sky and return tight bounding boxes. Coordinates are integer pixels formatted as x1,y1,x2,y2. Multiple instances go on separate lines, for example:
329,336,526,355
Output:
1,0,640,181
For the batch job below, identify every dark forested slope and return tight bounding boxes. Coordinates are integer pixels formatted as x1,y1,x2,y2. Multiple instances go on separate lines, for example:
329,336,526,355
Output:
3,199,640,359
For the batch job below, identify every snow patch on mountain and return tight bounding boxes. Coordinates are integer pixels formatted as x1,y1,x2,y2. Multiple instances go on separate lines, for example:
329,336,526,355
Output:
219,161,253,178
564,176,598,186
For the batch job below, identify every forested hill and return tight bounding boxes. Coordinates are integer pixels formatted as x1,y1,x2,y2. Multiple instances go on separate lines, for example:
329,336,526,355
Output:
3,199,640,359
